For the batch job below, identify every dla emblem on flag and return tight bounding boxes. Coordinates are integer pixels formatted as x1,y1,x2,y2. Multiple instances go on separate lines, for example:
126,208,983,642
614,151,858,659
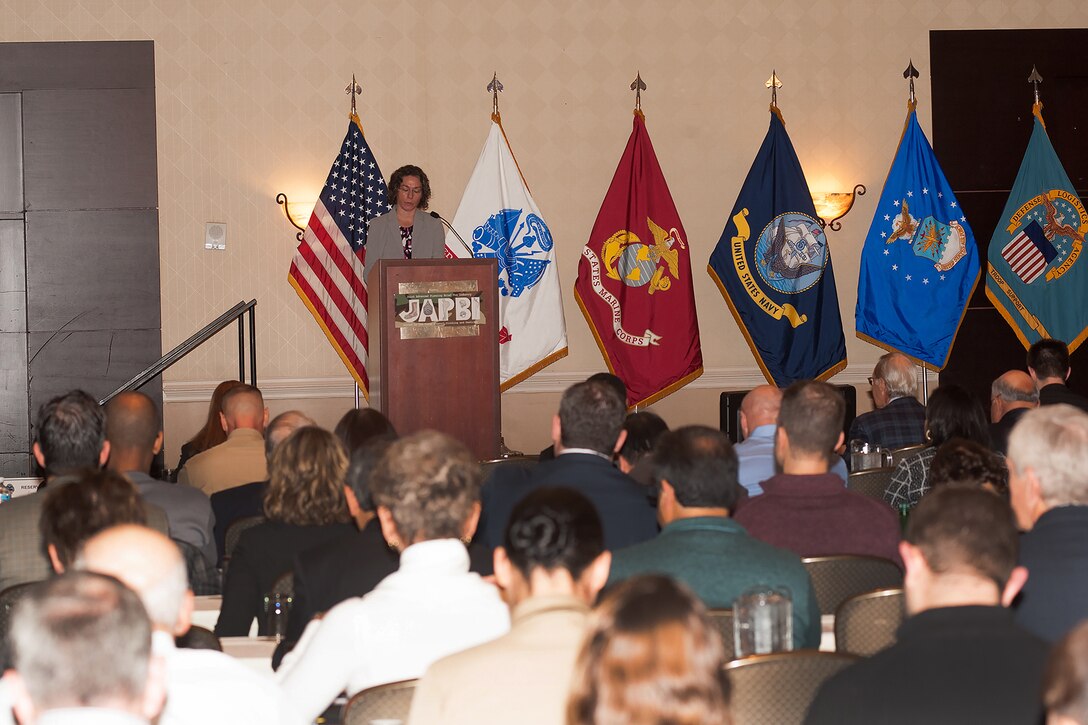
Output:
471,208,553,298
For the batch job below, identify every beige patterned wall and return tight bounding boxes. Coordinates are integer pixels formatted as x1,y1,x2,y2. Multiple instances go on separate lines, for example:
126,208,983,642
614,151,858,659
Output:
4,0,1086,460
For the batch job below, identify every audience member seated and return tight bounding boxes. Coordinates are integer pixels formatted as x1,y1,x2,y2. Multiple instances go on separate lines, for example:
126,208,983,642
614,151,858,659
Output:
989,369,1039,455
209,409,314,560
805,487,1047,725
616,411,668,486
607,425,820,648
409,486,610,725
735,381,902,566
0,391,166,591
4,571,166,725
174,379,244,475
278,431,509,722
215,427,354,636
480,380,657,550
567,574,731,725
539,372,627,462
883,384,991,510
178,384,269,496
1008,405,1088,642
927,438,1008,498
77,526,298,725
848,352,927,450
1044,620,1088,725
735,385,847,497
1028,338,1088,413
106,392,217,568
333,407,397,452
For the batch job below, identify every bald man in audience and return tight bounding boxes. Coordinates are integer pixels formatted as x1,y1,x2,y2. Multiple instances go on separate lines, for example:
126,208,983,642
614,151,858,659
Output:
848,352,927,450
989,370,1039,455
106,392,216,567
735,385,847,497
178,384,269,496
77,525,300,725
1008,405,1088,642
805,487,1048,724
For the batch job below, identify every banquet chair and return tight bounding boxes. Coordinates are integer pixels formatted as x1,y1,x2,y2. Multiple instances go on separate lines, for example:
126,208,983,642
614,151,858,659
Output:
706,608,737,661
835,588,904,657
342,679,419,724
0,581,39,669
891,443,928,467
847,468,896,505
270,570,295,599
176,624,223,652
802,555,903,616
726,650,860,725
223,515,266,561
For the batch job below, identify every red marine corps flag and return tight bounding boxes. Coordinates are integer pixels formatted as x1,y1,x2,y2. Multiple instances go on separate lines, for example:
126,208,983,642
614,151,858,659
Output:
574,81,703,408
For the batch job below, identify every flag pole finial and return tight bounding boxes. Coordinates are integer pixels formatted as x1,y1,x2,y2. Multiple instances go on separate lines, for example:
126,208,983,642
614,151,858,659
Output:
630,72,647,112
487,73,504,120
903,60,919,106
345,75,362,116
1028,65,1043,107
765,71,782,108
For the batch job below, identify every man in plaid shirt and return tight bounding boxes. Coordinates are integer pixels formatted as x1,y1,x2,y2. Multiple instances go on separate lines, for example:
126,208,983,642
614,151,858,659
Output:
848,352,927,451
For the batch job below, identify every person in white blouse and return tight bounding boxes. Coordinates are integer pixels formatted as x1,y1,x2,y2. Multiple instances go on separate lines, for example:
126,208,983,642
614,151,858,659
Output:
278,431,510,721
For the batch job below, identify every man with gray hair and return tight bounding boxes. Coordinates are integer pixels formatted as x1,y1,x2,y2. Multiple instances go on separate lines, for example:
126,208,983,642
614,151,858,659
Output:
77,525,298,724
848,352,927,450
1007,404,1088,642
989,370,1039,455
4,571,166,724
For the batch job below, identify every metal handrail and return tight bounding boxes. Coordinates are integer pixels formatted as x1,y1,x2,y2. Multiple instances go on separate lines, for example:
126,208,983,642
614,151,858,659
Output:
99,299,257,405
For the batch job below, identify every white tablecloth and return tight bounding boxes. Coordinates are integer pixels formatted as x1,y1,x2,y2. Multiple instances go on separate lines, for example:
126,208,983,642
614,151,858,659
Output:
220,636,277,676
192,595,258,636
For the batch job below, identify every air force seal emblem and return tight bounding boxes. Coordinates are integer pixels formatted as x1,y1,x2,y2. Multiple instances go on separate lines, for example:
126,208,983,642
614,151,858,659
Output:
471,208,553,298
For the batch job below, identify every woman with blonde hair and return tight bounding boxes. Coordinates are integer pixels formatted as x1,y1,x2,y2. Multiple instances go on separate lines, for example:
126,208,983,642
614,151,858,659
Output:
568,575,732,725
215,426,354,636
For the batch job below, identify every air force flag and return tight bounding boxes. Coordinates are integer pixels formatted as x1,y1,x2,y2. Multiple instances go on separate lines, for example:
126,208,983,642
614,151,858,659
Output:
446,117,568,389
856,107,980,369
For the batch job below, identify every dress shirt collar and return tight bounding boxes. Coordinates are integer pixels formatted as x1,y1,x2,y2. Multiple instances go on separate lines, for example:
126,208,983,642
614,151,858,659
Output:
896,604,1014,641
556,448,614,462
511,593,589,625
760,472,845,497
398,538,471,574
226,428,264,443
151,629,177,656
746,424,776,441
1035,504,1088,529
661,515,745,536
37,709,148,725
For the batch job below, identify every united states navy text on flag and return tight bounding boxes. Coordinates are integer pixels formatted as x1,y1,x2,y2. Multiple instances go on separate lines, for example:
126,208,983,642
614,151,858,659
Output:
288,113,392,397
855,104,981,370
986,104,1088,351
707,109,846,386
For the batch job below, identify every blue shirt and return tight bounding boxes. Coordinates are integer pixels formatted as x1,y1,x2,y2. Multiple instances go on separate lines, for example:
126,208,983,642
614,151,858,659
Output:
735,424,847,497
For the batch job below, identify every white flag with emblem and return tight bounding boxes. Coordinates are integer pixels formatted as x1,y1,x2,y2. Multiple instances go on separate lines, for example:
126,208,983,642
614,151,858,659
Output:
446,117,568,389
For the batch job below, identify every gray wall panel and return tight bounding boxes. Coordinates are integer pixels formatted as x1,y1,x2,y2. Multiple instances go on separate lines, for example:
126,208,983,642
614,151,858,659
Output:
0,219,25,332
25,210,160,332
0,94,22,214
23,89,158,211
0,331,28,455
0,453,32,478
0,41,154,92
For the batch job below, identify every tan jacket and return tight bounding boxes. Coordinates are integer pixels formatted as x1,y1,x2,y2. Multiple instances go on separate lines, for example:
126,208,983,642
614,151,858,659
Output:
407,594,590,725
178,428,267,496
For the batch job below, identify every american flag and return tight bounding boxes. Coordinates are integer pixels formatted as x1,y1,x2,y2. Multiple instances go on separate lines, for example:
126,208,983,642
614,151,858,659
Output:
288,114,391,397
1001,219,1057,285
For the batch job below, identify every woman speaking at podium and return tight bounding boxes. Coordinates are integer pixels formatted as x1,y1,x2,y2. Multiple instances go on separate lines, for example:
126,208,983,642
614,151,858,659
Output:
362,164,447,282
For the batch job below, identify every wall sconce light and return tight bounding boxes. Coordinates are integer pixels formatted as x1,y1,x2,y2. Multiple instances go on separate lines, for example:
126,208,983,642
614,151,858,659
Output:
811,184,866,231
276,193,313,241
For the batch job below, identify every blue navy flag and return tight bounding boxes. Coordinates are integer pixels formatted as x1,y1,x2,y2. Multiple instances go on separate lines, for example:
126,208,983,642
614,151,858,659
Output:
708,110,847,386
856,107,980,369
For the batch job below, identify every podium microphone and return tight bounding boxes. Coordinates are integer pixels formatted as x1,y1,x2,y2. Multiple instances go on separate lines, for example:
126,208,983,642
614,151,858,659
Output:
430,211,474,258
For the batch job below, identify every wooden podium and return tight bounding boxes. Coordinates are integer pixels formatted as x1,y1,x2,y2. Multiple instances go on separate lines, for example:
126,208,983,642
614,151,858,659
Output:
367,258,500,460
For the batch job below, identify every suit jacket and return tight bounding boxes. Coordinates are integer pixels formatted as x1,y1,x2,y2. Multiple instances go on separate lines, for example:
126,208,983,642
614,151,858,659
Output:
178,428,267,497
1038,383,1088,413
362,209,446,283
989,406,1031,455
215,520,354,637
479,452,658,550
0,475,170,592
847,396,927,451
1015,505,1088,642
210,480,267,562
125,471,217,566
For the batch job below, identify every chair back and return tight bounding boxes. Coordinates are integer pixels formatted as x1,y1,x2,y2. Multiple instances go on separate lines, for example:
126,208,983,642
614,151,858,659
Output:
802,556,903,616
223,515,265,561
835,588,904,657
891,443,928,467
0,582,39,669
342,679,418,725
726,650,860,725
175,539,221,596
706,609,736,661
176,624,223,652
270,570,295,599
847,468,896,505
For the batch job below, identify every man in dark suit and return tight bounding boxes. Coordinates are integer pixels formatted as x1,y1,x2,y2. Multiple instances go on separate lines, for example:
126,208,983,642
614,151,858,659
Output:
848,352,927,451
479,379,657,550
1008,404,1088,642
1028,338,1088,413
989,370,1039,455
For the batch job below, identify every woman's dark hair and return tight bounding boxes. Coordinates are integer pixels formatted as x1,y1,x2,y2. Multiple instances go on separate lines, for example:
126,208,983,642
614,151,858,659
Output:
568,574,732,725
40,470,147,569
386,165,431,211
504,487,603,580
185,380,244,454
619,412,669,466
925,384,991,448
929,438,1009,498
334,408,397,456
